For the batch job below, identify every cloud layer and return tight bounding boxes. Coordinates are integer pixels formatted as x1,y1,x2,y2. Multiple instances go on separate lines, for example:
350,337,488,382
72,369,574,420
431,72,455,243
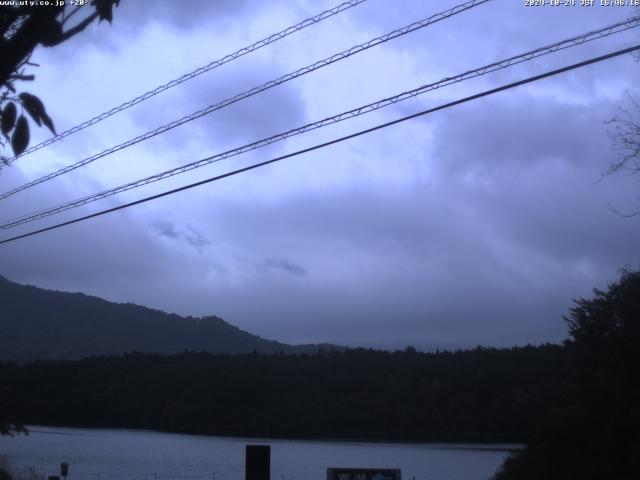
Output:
1,0,639,349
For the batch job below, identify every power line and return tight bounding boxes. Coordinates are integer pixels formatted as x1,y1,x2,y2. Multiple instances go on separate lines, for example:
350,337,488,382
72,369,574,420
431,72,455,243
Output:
2,15,638,230
0,0,492,201
6,0,370,162
1,44,637,246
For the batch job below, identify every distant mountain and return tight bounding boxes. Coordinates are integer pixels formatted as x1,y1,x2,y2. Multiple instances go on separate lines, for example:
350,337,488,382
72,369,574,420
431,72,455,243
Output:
0,275,341,363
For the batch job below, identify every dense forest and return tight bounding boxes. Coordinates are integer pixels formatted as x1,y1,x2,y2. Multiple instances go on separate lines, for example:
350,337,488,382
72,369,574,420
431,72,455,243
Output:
0,344,571,443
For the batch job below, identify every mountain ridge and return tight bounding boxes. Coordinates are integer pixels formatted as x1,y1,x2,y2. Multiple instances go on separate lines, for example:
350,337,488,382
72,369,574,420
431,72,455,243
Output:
0,275,342,362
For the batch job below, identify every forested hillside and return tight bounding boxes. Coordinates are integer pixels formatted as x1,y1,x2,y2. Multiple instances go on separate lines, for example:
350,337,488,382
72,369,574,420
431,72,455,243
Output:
0,345,570,443
0,275,337,362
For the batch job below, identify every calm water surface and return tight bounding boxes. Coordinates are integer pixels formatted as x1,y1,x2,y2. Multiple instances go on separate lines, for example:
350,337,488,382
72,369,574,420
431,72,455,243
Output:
0,426,517,480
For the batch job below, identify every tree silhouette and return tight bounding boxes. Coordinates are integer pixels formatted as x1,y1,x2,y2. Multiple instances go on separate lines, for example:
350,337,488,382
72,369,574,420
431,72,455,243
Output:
603,10,640,216
605,95,640,217
495,268,640,480
0,0,121,163
566,268,640,383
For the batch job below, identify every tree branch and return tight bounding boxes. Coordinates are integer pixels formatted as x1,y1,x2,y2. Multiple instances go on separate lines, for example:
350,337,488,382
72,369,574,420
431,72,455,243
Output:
8,73,34,81
51,11,99,46
61,5,83,26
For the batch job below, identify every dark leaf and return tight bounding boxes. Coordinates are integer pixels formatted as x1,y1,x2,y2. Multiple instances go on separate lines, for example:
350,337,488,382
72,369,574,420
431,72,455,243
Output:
18,92,44,127
41,111,56,135
11,116,29,156
1,102,17,134
93,0,115,23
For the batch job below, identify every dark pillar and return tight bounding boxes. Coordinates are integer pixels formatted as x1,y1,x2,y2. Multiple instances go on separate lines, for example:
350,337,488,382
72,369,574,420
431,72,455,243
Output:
245,445,270,480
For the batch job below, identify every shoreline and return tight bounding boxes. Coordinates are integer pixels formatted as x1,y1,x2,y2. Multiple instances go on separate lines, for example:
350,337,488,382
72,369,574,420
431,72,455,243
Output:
21,424,524,452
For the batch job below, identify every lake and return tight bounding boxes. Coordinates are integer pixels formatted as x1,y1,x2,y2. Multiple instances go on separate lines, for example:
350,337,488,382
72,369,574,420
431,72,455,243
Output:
0,427,517,480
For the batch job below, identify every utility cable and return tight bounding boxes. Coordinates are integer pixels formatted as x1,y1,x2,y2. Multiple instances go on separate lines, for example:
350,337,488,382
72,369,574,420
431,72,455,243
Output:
1,44,637,246
1,15,637,230
0,0,492,200
6,0,370,162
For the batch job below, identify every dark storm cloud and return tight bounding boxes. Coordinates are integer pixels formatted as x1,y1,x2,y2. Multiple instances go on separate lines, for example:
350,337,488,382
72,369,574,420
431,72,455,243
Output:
196,170,635,347
126,59,308,153
184,226,211,250
431,94,609,173
147,75,639,347
154,220,211,251
0,183,219,315
262,258,308,277
2,0,639,350
1,105,637,348
188,74,308,146
0,214,168,298
155,220,180,240
425,90,640,266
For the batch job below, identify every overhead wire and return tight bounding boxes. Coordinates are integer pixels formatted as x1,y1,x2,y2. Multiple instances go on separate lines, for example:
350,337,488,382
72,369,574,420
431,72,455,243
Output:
1,15,638,230
0,0,492,201
1,44,638,246
5,0,370,162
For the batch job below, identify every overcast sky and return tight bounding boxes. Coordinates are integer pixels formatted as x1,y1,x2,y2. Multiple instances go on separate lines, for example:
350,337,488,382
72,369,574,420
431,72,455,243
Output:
1,0,639,349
